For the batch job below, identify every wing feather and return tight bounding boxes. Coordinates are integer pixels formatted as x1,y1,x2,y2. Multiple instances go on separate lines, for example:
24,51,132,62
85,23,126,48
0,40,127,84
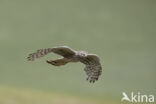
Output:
51,46,76,58
83,54,102,83
27,46,75,61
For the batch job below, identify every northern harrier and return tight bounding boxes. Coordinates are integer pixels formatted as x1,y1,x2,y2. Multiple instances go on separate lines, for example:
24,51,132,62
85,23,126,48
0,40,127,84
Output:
27,46,102,83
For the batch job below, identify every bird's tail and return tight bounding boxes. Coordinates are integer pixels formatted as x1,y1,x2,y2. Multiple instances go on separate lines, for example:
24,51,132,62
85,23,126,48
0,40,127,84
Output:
27,48,52,61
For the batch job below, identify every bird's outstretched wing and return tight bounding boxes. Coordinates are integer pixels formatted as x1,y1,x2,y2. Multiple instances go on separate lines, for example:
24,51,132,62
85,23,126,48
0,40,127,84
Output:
83,54,102,83
51,46,75,58
27,46,75,61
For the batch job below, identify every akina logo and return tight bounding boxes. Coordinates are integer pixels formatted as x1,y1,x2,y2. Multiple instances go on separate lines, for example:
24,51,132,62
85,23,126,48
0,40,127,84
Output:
121,92,155,103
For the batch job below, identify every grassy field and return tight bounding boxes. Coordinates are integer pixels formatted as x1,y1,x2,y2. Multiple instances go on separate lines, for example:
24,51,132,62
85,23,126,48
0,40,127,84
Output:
0,0,155,104
0,86,119,104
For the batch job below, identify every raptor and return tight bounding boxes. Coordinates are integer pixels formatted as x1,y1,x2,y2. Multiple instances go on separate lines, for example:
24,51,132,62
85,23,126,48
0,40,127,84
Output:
27,46,102,83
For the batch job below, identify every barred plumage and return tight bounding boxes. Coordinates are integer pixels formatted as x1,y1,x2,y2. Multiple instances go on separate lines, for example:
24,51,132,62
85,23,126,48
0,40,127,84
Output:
27,48,52,61
27,46,102,83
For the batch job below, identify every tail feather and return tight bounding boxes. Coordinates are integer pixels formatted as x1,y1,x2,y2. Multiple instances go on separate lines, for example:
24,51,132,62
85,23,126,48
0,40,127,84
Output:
27,48,52,61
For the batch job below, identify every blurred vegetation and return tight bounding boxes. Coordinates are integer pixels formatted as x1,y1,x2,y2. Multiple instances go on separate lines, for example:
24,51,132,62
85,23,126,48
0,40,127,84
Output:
0,0,155,104
0,86,111,104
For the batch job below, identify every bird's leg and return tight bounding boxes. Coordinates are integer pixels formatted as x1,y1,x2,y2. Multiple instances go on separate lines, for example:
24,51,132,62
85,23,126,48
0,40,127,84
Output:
46,58,69,66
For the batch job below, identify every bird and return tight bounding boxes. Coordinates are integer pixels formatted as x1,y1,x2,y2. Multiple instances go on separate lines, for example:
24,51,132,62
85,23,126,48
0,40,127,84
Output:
27,46,102,83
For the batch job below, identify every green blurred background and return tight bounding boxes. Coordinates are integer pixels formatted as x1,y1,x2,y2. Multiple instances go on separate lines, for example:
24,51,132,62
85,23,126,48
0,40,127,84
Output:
0,0,155,104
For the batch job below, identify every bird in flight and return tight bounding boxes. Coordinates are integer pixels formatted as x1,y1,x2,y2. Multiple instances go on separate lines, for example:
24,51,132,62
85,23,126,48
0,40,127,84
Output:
27,46,102,83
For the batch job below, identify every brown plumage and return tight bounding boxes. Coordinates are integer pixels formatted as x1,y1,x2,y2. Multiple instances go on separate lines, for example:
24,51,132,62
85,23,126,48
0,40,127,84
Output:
27,46,102,83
